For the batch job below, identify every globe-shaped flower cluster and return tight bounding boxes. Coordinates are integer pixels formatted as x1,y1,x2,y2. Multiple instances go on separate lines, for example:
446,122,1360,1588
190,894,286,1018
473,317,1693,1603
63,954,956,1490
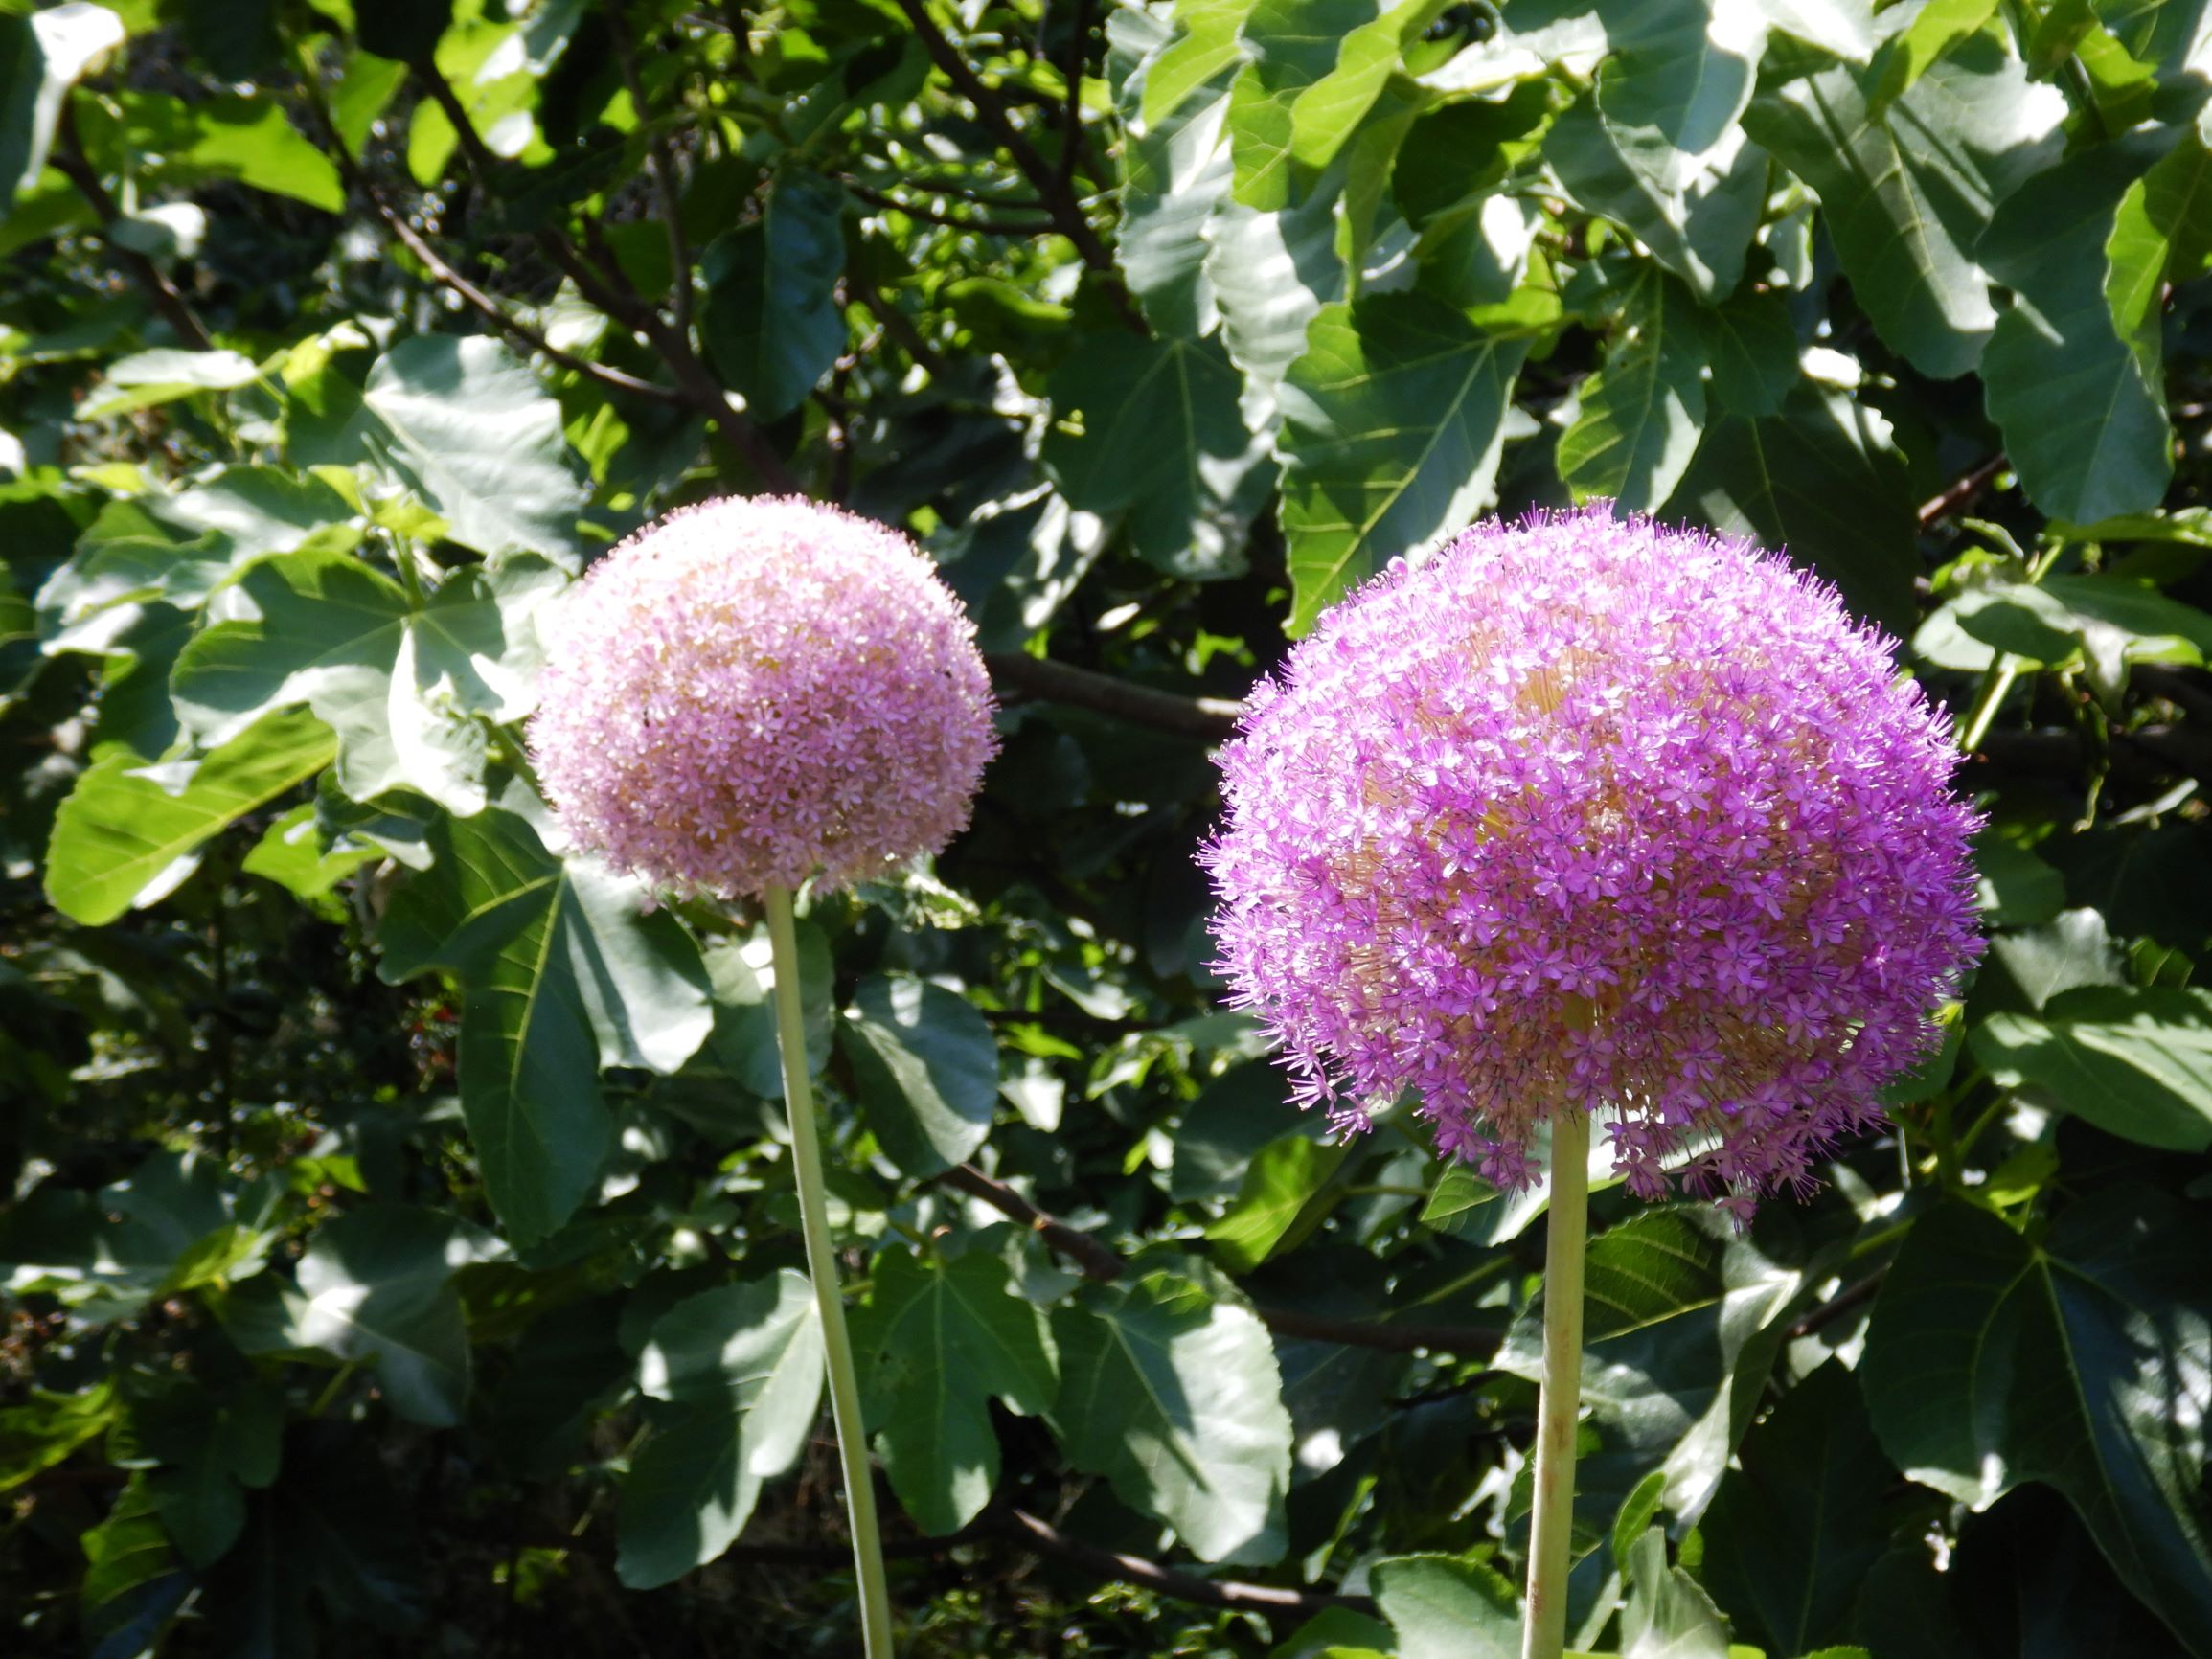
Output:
529,495,997,899
1204,509,1982,1210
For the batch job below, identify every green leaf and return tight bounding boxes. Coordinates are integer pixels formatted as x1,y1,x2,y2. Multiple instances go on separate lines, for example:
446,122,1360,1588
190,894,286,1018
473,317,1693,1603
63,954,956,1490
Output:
855,1249,1058,1534
618,1270,825,1588
1371,1553,1520,1659
133,1377,284,1568
1043,331,1275,579
1141,0,1260,125
1558,269,1711,512
839,974,999,1177
0,4,124,214
1276,291,1529,635
1419,1118,1621,1247
2108,128,2212,375
1223,0,1377,211
1205,183,1346,402
1865,0,1996,113
1970,985,2212,1152
78,348,262,420
153,466,364,561
1051,1267,1293,1564
1700,288,1798,418
1621,1515,1734,1659
1204,1131,1349,1272
1980,134,2173,525
1287,0,1448,172
1743,37,2064,378
699,169,848,421
1547,94,1767,301
117,90,346,213
1861,1191,2212,1652
1113,9,1236,340
1973,829,2065,927
44,705,336,925
80,1476,189,1657
1500,1207,1808,1522
1984,907,2124,1010
229,1206,488,1427
320,334,587,561
1665,382,1919,632
704,921,834,1095
1595,2,1765,198
377,798,714,1241
171,547,559,813
1700,1364,1894,1658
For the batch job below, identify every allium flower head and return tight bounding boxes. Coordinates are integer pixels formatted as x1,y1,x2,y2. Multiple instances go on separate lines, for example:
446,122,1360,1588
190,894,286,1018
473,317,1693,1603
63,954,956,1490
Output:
1204,508,1982,1213
529,495,997,898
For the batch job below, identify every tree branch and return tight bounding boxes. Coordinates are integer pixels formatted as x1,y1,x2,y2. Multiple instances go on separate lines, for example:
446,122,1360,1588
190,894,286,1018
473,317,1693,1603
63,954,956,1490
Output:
940,1162,1127,1282
298,76,690,409
51,107,215,352
399,60,805,494
985,653,1243,741
605,0,696,341
1056,0,1095,189
941,1162,1500,1355
889,0,1145,331
853,284,953,380
844,178,1058,236
1917,454,2007,529
998,1508,1377,1616
714,1505,1375,1616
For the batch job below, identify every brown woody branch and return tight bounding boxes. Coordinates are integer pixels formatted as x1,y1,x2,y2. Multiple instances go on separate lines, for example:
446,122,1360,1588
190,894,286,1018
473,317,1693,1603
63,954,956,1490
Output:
985,653,1243,741
51,107,215,352
889,0,1145,331
844,179,1058,236
1917,454,2007,529
713,1504,1376,1615
998,1507,1376,1615
942,1162,1499,1356
604,0,696,340
400,61,804,494
1972,722,2212,785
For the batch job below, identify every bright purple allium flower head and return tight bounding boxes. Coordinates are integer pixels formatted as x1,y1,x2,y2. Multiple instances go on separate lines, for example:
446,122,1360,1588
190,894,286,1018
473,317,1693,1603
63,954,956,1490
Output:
1203,508,1982,1214
528,495,997,899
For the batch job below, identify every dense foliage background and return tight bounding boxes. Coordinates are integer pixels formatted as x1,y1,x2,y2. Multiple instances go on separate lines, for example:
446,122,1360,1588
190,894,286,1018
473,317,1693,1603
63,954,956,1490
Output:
4,0,2212,1653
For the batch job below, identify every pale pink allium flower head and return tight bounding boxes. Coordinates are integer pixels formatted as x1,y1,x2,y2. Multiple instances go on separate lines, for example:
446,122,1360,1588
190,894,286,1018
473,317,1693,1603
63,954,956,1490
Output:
1203,508,1982,1215
529,495,997,899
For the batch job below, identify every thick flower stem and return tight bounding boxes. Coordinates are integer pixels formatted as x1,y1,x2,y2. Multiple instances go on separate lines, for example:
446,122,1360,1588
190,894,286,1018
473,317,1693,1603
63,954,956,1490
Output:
764,885,895,1657
1521,1109,1590,1659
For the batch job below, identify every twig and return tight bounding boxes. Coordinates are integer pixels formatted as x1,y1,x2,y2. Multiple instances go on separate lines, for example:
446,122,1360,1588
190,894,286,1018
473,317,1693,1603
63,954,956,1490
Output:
998,1508,1377,1615
854,285,953,379
1973,722,2212,784
1255,1304,1501,1357
1787,1268,1885,1341
985,653,1243,741
844,179,1058,236
300,77,688,407
889,0,1144,330
1917,454,2006,529
942,1162,1501,1354
685,1506,1375,1615
941,1163,1126,1282
51,107,216,352
402,60,805,493
413,60,507,187
1056,0,1094,190
605,0,696,340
